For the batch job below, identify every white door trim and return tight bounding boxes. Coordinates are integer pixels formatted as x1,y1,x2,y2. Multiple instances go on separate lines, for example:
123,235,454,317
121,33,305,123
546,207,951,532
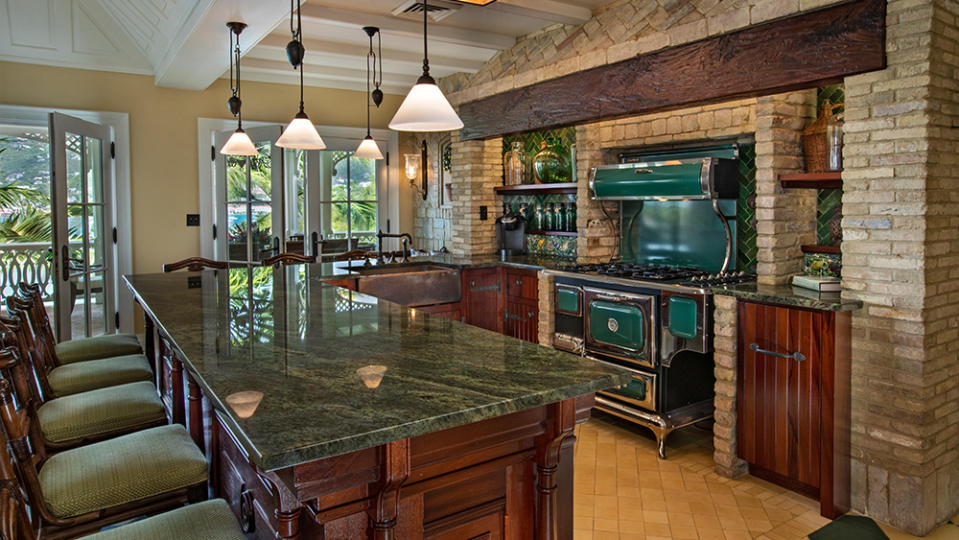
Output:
0,104,133,333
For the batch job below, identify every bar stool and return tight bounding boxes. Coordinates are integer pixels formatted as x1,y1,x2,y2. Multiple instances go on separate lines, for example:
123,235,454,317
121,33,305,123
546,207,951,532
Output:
17,283,143,364
0,408,243,540
261,252,316,266
0,324,166,452
4,302,153,398
0,369,209,540
162,257,229,272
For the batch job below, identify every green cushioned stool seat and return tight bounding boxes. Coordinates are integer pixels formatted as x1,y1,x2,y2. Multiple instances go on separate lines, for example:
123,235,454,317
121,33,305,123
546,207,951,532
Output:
48,354,153,397
37,381,166,443
55,333,143,364
39,424,208,519
85,499,245,540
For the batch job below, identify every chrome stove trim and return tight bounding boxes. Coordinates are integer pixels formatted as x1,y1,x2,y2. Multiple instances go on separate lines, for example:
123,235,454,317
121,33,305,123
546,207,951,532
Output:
583,287,657,370
712,198,734,274
544,269,716,295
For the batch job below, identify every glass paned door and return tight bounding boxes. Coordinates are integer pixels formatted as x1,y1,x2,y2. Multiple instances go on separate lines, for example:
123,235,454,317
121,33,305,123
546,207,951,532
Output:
215,127,282,264
49,112,115,341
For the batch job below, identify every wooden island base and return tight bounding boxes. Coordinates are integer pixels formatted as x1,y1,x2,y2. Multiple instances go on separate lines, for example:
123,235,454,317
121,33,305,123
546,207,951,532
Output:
212,395,594,540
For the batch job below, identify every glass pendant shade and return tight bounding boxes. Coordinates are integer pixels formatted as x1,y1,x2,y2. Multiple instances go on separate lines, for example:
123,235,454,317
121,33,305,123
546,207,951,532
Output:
276,114,326,149
389,79,463,132
220,129,258,156
354,136,384,160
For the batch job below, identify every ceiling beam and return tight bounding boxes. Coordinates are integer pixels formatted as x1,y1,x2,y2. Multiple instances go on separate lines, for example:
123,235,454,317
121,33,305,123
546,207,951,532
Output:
241,57,414,92
458,0,886,140
298,5,515,51
255,34,486,74
493,0,593,25
153,0,290,90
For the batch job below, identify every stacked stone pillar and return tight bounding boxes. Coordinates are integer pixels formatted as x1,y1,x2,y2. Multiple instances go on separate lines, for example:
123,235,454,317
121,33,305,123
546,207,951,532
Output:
448,134,501,257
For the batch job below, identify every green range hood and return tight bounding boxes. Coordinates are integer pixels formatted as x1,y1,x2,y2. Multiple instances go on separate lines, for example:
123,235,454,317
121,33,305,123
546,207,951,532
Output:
590,157,738,200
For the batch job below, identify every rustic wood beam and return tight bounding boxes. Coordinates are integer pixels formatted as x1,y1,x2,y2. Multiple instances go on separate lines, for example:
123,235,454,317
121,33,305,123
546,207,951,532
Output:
458,0,885,141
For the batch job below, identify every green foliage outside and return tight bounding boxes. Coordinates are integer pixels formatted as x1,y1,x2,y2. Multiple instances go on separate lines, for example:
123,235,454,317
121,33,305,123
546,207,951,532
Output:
0,135,57,243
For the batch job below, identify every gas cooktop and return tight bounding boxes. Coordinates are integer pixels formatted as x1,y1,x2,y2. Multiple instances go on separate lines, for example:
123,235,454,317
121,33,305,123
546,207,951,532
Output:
558,262,755,288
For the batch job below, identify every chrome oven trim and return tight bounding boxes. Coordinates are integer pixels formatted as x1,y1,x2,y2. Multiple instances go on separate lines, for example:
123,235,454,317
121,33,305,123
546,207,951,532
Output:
598,364,657,412
583,287,657,369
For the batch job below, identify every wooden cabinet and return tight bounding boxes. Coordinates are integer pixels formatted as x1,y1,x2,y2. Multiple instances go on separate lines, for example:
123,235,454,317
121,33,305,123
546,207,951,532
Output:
415,302,462,322
462,268,503,333
461,267,539,342
737,301,850,519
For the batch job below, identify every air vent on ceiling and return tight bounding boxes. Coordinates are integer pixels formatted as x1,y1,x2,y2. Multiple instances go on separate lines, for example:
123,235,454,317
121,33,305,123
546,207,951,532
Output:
391,0,461,22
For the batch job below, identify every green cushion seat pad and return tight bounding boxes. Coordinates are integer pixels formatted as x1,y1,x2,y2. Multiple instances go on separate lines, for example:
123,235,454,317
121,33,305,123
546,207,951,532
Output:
37,381,166,443
39,424,208,519
55,333,143,364
85,499,245,540
48,354,153,397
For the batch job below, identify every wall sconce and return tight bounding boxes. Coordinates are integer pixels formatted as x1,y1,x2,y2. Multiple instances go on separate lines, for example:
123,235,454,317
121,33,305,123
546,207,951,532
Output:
404,140,428,200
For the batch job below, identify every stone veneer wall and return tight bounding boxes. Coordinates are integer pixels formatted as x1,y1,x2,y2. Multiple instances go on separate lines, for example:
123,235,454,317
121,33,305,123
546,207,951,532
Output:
711,294,748,478
837,0,959,533
403,133,453,252
447,134,501,257
537,271,555,346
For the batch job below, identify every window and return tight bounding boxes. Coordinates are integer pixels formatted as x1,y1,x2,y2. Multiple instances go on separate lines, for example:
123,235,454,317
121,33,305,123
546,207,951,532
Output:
318,151,377,251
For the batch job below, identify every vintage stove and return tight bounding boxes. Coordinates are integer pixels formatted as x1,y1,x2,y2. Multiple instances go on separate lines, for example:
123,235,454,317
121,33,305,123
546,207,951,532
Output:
552,152,754,458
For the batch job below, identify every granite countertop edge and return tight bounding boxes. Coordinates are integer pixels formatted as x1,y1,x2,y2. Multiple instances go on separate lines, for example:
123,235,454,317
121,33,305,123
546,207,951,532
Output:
711,284,864,312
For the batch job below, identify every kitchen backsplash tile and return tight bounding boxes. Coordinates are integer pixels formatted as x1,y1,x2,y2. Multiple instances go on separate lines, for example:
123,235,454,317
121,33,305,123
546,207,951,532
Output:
525,234,577,259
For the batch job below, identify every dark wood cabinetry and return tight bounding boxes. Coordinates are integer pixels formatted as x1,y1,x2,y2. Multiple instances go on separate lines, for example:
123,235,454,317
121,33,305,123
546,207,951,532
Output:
736,301,850,518
462,268,503,332
415,302,462,322
461,267,539,343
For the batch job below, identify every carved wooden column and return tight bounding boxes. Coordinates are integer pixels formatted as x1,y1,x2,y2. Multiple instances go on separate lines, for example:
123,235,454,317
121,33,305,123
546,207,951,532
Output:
535,398,576,540
369,439,411,539
265,471,304,540
187,374,205,452
143,311,156,378
275,508,302,540
168,346,186,426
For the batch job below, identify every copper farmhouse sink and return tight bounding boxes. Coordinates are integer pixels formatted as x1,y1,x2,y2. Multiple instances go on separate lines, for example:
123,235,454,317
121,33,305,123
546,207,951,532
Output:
354,264,461,307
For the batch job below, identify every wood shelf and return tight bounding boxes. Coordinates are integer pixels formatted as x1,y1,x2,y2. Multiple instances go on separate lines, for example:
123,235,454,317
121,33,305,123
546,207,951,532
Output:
779,172,842,189
494,183,577,195
525,230,577,237
801,244,842,254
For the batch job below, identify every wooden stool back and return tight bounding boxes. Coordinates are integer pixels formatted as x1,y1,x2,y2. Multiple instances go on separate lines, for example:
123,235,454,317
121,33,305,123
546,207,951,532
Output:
0,397,34,540
261,252,316,267
333,249,371,261
162,257,229,273
1,305,55,400
0,318,45,411
9,289,58,369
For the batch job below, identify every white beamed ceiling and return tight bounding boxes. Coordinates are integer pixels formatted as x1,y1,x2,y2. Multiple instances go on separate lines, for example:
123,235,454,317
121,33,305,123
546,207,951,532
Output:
0,0,612,92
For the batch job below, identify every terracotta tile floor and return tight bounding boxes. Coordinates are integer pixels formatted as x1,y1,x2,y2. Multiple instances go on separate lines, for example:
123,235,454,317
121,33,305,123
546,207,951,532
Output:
573,413,959,540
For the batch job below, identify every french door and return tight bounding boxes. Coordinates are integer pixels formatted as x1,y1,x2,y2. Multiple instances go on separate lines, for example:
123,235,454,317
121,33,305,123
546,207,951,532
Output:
214,126,282,264
49,112,116,341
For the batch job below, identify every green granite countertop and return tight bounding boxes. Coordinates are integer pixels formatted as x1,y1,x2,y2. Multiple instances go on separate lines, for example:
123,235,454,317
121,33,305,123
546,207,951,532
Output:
711,282,863,312
125,265,628,472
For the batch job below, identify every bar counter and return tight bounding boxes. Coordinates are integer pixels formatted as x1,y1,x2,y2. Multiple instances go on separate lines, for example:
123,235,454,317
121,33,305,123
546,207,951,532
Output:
124,263,629,540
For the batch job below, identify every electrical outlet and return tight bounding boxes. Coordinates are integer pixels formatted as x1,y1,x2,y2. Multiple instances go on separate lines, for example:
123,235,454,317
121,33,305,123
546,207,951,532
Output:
186,214,200,227
187,276,202,289
480,206,488,220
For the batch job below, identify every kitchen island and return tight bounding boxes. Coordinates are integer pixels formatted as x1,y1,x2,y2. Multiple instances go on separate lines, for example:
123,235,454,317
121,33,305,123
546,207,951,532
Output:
125,264,629,540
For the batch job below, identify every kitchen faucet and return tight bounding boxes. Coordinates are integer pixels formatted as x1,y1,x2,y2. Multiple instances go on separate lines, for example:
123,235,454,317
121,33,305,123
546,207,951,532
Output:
376,231,413,264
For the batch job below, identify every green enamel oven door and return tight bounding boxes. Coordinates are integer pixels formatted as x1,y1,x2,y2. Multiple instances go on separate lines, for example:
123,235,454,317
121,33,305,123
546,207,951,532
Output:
584,288,655,368
599,368,656,411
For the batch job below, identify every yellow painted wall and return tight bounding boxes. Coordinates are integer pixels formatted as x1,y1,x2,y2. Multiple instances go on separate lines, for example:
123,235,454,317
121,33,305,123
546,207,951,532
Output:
0,60,403,275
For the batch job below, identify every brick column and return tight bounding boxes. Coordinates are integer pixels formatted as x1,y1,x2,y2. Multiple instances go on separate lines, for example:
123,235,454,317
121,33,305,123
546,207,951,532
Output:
537,271,555,346
753,91,817,285
574,124,619,263
449,134,501,256
839,0,959,534
712,294,747,477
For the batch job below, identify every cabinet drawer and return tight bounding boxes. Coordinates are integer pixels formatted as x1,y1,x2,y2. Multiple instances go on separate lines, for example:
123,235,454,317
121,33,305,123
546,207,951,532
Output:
505,270,537,300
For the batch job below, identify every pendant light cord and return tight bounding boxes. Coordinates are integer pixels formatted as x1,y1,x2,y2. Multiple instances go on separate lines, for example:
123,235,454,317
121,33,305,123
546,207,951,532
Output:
292,0,306,115
234,31,243,128
366,34,373,137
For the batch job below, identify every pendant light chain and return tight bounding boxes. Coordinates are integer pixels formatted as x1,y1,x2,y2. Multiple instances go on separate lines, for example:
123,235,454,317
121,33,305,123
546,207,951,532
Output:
422,0,430,77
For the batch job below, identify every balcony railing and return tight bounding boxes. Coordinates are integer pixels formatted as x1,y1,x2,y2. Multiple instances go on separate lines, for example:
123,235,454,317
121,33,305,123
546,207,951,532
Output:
0,242,54,299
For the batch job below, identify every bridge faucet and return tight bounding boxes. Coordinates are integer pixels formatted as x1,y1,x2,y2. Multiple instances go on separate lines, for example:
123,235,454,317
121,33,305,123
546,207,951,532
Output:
376,231,414,264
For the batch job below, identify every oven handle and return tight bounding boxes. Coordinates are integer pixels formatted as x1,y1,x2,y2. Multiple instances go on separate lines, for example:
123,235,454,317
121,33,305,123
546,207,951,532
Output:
749,343,805,362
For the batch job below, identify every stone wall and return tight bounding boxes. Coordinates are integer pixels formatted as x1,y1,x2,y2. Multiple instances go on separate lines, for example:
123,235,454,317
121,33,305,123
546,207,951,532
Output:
402,133,453,252
448,134,501,256
712,294,747,477
838,0,959,533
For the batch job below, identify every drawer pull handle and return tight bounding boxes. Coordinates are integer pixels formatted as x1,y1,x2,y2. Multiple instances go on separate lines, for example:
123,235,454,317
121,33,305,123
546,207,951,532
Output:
749,343,805,362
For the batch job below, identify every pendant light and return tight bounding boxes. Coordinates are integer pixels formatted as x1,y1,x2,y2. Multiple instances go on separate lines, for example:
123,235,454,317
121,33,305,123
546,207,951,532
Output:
220,22,258,156
389,0,464,132
354,27,384,160
276,0,326,149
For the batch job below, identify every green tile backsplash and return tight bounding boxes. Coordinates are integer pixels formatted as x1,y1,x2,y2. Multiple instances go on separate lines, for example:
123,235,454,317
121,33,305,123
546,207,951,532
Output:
737,143,758,272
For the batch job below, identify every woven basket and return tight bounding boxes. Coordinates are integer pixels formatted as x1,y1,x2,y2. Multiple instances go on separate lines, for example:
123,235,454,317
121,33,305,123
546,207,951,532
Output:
803,100,843,173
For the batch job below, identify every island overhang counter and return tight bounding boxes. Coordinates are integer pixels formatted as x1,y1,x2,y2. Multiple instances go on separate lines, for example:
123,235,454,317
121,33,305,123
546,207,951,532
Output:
124,264,630,540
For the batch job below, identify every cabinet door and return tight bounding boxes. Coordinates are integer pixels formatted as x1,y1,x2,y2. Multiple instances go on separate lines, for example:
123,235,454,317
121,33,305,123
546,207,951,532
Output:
505,270,537,301
416,303,462,322
738,302,824,494
504,300,538,343
463,268,502,332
